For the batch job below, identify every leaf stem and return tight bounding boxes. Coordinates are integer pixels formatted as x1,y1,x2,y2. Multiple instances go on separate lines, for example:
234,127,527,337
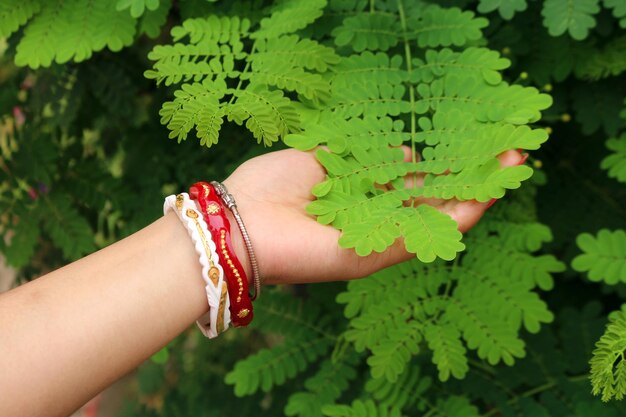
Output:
396,0,418,203
228,42,257,105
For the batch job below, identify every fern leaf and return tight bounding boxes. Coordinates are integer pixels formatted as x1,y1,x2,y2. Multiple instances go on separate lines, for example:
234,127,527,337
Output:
431,397,480,417
415,161,534,202
322,400,404,417
541,0,600,40
253,0,326,39
244,65,331,103
41,194,96,261
14,0,136,68
116,0,159,18
477,0,528,20
313,147,410,196
285,117,409,153
444,300,526,365
590,309,626,401
412,47,511,86
423,323,469,381
416,76,552,125
252,35,340,72
572,229,626,285
0,0,40,38
285,358,358,417
338,211,402,256
601,134,626,183
158,80,227,143
409,5,488,48
224,335,332,396
332,13,399,52
605,0,626,28
398,205,465,262
332,53,409,89
367,324,421,382
365,366,431,411
138,0,171,38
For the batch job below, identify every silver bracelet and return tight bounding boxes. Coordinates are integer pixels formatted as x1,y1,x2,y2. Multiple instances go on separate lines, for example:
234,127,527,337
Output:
211,181,261,300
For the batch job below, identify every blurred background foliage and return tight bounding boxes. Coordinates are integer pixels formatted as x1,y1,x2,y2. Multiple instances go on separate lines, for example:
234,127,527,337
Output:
1,0,626,416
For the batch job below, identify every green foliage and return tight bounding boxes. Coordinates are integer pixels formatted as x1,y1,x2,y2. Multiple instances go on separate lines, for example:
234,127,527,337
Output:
3,0,626,415
573,229,626,284
541,0,601,40
14,0,137,68
477,0,527,20
591,308,626,401
602,133,626,182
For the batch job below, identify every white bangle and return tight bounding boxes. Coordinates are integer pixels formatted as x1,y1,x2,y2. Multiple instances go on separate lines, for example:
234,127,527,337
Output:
164,193,231,338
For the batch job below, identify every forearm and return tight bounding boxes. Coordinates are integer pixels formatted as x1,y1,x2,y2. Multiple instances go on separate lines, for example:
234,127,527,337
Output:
0,212,209,417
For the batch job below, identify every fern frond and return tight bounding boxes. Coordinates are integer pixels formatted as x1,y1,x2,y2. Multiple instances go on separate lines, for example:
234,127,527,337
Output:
138,0,171,38
251,35,340,72
541,0,600,40
572,229,626,285
332,13,399,52
367,323,422,382
252,0,327,39
443,299,526,366
601,134,626,183
424,323,469,381
286,117,409,153
313,147,410,196
285,357,358,417
415,76,552,125
225,335,332,396
322,400,404,417
116,0,159,18
415,161,534,202
15,0,136,68
477,0,528,20
590,309,626,401
0,0,40,38
408,5,488,48
397,205,465,262
332,53,409,89
412,47,510,86
365,366,432,411
158,80,227,143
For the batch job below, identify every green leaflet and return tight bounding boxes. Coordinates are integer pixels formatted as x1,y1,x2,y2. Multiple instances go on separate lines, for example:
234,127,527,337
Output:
0,0,40,38
573,229,626,285
591,309,626,401
602,134,626,183
541,0,601,40
14,0,136,68
116,0,160,18
477,0,528,20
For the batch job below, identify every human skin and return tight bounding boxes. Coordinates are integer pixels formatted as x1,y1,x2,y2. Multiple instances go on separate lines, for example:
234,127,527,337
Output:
0,148,523,417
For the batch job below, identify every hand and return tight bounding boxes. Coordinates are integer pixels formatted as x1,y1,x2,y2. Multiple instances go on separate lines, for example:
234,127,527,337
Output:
224,148,525,284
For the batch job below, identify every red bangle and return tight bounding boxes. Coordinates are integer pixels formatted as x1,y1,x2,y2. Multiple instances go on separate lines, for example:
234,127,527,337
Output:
189,181,253,327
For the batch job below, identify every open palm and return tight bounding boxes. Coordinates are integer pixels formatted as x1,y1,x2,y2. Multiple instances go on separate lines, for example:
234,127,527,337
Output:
224,148,524,284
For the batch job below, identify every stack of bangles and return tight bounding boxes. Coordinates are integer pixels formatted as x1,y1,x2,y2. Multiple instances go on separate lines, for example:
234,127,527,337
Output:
163,181,261,338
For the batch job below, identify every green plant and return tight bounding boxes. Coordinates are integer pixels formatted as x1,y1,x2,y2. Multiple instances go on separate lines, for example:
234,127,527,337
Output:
2,0,626,416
